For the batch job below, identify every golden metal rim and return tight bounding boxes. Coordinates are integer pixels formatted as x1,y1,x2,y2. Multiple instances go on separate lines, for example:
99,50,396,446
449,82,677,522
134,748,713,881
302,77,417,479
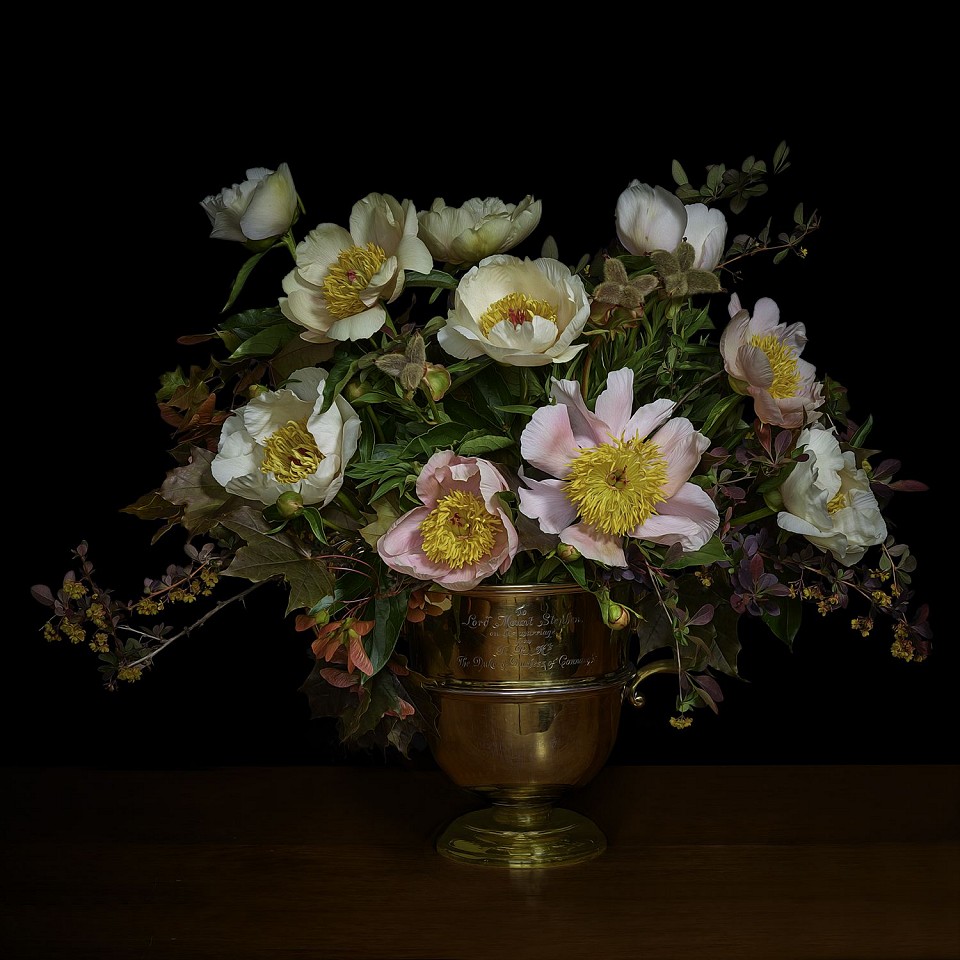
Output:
458,582,587,598
420,666,635,698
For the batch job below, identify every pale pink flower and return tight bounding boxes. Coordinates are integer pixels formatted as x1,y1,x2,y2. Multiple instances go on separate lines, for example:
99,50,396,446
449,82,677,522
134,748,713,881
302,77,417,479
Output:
720,294,823,428
376,451,519,591
518,369,720,567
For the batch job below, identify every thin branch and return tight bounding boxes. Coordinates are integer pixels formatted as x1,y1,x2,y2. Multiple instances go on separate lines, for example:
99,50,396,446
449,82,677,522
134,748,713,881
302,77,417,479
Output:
122,578,275,668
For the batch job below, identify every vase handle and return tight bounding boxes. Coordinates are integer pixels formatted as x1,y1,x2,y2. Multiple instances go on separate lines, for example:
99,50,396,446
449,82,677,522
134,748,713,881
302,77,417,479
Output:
627,661,677,708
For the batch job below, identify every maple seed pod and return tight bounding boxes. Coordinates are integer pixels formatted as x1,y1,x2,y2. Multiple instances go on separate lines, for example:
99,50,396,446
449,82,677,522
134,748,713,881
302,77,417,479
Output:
276,491,304,518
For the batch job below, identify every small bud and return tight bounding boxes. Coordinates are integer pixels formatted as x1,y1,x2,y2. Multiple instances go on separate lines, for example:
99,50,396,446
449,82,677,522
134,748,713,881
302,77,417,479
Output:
344,379,366,401
762,487,784,512
605,602,631,631
556,543,581,563
421,363,452,401
276,491,304,518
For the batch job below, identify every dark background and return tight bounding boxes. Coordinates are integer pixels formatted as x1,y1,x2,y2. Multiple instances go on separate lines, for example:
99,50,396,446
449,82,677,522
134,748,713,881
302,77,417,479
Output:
15,99,947,770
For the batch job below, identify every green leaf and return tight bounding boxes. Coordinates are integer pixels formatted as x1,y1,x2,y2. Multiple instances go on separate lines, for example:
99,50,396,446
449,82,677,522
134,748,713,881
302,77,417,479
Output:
671,160,689,186
762,595,803,649
773,140,790,172
404,269,459,290
401,422,468,457
662,536,729,570
457,434,516,456
364,591,409,677
222,246,273,313
220,506,335,615
228,322,300,360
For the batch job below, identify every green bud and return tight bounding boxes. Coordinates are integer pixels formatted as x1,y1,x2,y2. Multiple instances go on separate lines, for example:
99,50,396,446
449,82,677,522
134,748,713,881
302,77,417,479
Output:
421,363,452,401
605,602,631,631
276,491,304,518
556,543,581,563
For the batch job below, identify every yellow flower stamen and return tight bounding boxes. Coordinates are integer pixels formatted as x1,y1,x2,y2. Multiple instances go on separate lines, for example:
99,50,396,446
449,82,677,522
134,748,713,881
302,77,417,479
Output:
827,490,847,514
261,420,324,484
322,243,386,319
478,292,557,336
566,436,668,535
749,333,802,399
419,490,502,569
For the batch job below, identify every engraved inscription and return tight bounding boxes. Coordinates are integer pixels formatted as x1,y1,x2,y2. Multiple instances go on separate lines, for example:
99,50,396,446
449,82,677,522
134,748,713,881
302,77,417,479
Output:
457,603,594,673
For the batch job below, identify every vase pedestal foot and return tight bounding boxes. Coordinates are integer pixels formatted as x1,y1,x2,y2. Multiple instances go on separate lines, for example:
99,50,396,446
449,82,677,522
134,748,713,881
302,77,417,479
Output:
435,801,606,868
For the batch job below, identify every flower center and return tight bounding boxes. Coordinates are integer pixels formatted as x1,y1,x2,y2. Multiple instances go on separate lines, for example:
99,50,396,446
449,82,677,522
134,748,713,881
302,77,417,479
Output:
419,490,502,569
478,292,557,336
749,333,802,399
260,420,324,483
827,490,847,514
322,243,386,319
566,437,668,535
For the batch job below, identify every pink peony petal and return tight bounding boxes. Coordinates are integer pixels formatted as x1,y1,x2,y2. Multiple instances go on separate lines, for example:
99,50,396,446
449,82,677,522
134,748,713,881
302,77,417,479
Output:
520,404,578,478
561,522,627,567
517,473,578,534
593,369,635,437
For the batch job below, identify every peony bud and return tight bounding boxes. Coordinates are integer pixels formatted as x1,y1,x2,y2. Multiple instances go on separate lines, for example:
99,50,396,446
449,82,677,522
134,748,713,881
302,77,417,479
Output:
276,491,304,518
201,164,298,244
556,543,582,563
421,363,452,401
604,602,631,631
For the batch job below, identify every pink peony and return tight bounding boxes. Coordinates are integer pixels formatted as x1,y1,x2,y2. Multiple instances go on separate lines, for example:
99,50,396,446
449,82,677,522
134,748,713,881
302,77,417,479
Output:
376,451,519,591
517,369,720,567
719,294,823,428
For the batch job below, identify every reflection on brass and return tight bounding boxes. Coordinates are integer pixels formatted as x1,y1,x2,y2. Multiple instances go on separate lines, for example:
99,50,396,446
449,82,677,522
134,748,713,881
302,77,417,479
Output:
408,584,632,867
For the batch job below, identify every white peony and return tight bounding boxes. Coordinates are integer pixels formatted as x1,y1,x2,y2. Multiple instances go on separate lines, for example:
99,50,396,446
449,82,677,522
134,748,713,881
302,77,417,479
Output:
776,425,887,566
211,366,360,507
279,193,433,343
200,164,298,243
417,196,542,265
437,254,589,367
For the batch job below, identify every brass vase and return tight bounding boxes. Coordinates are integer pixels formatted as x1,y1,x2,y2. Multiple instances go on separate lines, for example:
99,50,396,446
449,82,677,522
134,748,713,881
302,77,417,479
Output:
408,583,633,868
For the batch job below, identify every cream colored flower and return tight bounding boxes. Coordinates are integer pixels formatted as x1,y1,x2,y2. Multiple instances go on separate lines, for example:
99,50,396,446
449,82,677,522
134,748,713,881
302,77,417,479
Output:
279,193,433,343
776,425,887,566
211,366,360,507
201,164,298,243
417,196,542,265
438,255,589,367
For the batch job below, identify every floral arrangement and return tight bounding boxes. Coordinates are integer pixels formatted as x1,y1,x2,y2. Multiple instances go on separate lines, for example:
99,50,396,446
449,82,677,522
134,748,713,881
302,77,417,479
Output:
31,144,933,754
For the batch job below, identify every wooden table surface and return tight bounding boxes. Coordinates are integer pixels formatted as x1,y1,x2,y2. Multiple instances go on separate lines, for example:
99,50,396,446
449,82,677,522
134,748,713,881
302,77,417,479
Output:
3,763,957,960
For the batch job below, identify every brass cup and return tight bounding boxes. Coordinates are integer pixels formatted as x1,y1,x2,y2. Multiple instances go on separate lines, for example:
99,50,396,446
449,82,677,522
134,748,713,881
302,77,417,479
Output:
409,583,631,867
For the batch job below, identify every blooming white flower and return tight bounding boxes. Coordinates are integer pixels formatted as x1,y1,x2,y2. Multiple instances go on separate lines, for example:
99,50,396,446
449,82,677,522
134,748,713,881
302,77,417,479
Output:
417,196,542,265
279,193,433,343
615,181,727,270
776,425,887,566
437,254,589,367
518,369,720,566
211,366,360,507
616,182,686,256
201,164,298,243
719,293,823,428
682,203,728,271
